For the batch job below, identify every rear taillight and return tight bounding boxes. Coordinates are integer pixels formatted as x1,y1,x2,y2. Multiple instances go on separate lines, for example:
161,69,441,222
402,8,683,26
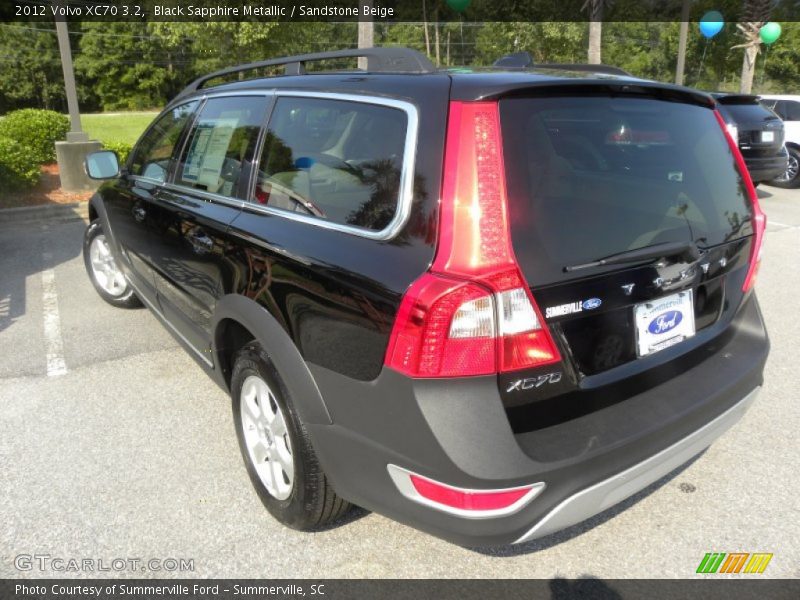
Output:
385,101,560,378
714,110,766,292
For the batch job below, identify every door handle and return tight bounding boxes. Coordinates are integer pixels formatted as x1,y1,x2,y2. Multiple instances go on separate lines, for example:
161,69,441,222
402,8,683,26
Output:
132,205,146,222
189,230,214,254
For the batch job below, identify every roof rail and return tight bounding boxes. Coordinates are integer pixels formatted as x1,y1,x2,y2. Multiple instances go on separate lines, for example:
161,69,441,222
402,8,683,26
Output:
177,47,436,98
493,51,631,76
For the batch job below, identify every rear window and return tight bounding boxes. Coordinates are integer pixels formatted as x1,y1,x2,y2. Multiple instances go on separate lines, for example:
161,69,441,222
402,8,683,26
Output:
719,102,777,123
500,95,753,285
252,97,408,232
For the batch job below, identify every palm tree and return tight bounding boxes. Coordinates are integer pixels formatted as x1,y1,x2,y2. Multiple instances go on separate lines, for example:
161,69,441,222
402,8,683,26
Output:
675,0,691,85
734,0,772,93
583,0,611,64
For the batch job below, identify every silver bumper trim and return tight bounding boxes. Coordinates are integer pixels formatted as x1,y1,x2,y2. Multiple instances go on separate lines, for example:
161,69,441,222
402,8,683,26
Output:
514,386,760,544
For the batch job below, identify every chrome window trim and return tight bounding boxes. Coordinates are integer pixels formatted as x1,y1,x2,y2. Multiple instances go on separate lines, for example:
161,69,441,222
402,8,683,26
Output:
241,90,419,241
136,90,419,241
161,183,246,210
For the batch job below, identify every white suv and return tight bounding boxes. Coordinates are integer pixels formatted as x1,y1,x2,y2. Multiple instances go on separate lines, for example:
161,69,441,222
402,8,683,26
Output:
760,95,800,188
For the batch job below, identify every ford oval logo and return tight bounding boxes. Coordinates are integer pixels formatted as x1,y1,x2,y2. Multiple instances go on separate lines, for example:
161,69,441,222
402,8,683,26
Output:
648,311,683,335
582,298,602,310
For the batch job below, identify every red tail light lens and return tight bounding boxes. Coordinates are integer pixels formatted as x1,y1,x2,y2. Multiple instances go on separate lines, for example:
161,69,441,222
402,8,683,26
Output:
714,110,766,292
409,475,532,512
385,101,560,378
387,465,545,518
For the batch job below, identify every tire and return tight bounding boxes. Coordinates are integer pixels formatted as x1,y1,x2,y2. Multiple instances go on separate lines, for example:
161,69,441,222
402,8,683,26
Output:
231,342,350,529
769,146,800,189
83,220,142,309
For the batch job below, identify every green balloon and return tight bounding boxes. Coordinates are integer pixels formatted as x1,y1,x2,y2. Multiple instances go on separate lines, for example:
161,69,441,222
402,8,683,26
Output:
446,0,471,13
760,22,782,45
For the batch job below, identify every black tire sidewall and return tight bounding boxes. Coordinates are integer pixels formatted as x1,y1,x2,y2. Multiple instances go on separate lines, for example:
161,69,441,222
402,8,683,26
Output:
230,344,320,529
83,220,140,308
769,147,800,189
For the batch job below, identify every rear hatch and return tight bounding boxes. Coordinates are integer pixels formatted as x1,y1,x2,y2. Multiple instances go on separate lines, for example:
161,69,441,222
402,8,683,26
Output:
498,91,756,427
716,95,784,156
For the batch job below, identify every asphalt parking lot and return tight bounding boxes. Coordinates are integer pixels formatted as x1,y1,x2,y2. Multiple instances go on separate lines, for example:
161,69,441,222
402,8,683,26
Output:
1,187,799,580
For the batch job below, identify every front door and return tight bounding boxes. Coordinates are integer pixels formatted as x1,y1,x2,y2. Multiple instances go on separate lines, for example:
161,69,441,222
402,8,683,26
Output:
103,100,199,303
147,95,270,352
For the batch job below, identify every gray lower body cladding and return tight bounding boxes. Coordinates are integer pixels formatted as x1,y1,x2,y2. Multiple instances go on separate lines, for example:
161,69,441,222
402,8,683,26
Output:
306,294,768,546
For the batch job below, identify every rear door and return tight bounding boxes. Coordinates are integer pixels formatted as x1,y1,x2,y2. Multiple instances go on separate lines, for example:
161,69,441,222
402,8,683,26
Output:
147,95,270,353
498,93,755,403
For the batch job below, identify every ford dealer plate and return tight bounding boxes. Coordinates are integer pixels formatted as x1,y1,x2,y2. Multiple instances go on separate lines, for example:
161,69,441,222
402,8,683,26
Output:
634,291,695,357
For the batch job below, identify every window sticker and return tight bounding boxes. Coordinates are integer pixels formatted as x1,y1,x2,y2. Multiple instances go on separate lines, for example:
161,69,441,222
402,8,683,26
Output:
182,117,238,192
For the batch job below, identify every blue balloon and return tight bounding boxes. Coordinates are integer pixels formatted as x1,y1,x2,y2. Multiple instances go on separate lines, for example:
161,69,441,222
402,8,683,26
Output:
699,11,724,38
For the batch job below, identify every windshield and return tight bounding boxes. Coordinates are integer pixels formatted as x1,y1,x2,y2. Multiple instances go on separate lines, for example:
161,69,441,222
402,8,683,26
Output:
500,94,753,285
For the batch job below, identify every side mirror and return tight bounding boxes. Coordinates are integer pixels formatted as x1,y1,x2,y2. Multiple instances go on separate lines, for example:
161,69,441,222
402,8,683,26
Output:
85,150,120,180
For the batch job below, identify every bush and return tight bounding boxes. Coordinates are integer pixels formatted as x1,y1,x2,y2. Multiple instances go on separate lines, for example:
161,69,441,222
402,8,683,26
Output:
0,109,70,164
101,140,133,165
0,136,41,191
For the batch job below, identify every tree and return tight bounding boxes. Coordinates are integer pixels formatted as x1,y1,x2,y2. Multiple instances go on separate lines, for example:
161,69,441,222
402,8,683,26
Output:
734,0,772,93
0,24,65,112
75,23,177,110
475,22,585,66
583,0,611,64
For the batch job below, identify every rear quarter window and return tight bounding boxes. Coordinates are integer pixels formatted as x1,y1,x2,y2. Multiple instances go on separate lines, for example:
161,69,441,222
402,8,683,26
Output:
500,95,753,285
252,96,409,232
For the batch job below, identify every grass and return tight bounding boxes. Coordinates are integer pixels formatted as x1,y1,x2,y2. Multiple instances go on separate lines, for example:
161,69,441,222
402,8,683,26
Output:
80,111,158,145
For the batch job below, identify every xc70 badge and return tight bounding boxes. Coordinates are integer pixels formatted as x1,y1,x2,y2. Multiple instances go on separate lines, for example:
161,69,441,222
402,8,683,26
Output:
506,372,562,392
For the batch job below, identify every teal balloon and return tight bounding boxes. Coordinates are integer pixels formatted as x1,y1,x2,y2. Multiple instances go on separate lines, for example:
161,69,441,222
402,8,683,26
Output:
446,0,471,13
760,22,782,45
699,11,724,38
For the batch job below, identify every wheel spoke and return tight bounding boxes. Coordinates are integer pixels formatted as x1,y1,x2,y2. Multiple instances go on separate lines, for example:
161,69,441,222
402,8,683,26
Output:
239,374,294,501
242,383,261,422
270,413,287,438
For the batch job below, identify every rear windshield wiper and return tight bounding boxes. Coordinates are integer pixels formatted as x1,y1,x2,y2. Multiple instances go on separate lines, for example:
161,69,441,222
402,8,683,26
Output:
564,240,700,273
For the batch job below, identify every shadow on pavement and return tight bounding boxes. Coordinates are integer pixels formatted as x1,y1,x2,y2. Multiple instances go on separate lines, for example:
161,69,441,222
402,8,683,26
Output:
0,212,85,335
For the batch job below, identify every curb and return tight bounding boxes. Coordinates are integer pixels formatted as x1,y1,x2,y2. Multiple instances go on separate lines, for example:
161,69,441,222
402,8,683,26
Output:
0,202,89,225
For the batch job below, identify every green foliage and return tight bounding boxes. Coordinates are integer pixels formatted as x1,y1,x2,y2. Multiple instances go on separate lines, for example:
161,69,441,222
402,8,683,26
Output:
2,19,800,116
0,136,41,191
75,23,178,111
101,141,133,165
0,26,65,113
0,109,69,164
475,22,585,66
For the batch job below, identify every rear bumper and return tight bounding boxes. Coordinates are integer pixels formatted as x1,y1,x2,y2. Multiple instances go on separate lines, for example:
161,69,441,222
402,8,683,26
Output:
308,294,768,546
744,149,789,182
514,386,758,543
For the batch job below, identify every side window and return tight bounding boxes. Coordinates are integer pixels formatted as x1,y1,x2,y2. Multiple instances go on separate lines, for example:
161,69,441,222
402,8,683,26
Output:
253,97,408,232
176,96,268,198
784,101,800,121
130,101,198,183
771,100,787,119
